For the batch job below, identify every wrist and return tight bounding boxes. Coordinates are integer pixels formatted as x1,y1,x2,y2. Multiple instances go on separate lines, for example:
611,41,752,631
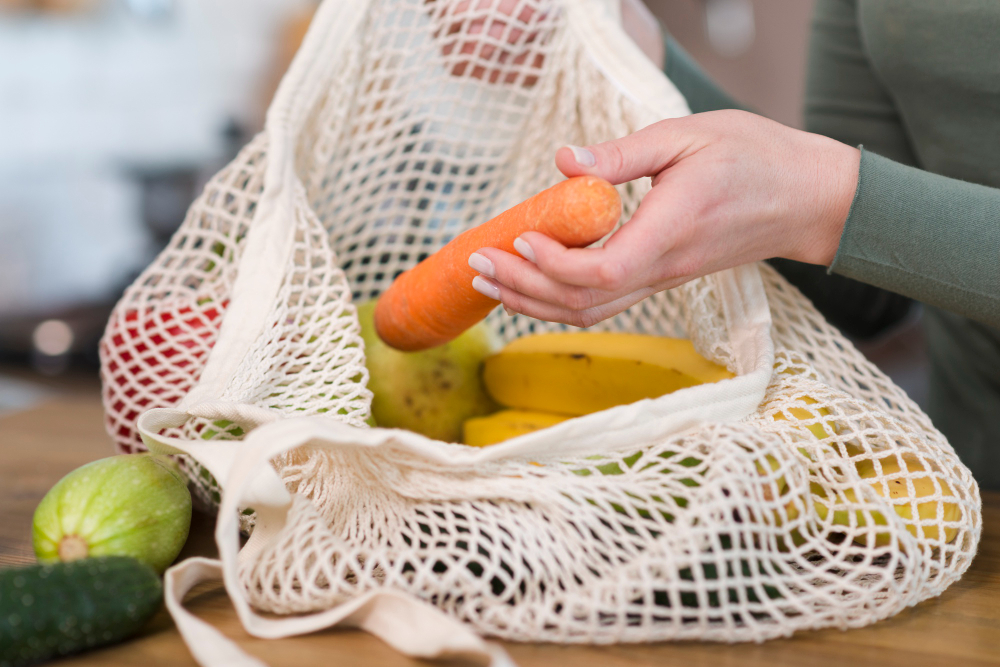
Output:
794,136,860,266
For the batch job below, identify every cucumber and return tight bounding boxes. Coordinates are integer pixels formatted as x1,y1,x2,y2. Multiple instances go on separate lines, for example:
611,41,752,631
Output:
0,556,162,667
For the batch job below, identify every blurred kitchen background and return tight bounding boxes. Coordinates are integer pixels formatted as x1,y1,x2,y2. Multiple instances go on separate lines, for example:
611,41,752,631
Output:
0,0,926,415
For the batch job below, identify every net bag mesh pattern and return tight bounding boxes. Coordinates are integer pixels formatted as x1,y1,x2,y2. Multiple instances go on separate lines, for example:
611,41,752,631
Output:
99,0,981,645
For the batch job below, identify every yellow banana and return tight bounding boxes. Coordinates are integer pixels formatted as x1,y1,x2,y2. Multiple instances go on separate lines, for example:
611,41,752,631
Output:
482,333,733,416
766,376,963,549
811,482,891,546
770,395,837,441
757,393,832,511
855,453,961,544
463,409,571,447
809,453,961,547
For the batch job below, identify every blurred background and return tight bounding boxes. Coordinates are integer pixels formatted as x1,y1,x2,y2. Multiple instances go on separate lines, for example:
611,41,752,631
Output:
0,0,925,416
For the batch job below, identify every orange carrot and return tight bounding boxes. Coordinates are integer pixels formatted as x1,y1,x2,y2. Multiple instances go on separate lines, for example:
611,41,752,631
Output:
374,175,621,351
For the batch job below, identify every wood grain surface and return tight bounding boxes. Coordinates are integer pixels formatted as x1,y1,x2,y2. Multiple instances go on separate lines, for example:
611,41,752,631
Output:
2,398,998,667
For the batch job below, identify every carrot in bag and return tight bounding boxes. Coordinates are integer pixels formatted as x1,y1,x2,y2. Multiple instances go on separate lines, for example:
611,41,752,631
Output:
374,175,622,351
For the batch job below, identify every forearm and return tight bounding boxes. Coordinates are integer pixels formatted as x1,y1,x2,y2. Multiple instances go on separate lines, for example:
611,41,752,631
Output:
831,150,1000,328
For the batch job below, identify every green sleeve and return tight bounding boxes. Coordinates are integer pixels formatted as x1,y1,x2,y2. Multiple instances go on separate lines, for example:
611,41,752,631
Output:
662,33,749,113
804,0,1000,327
832,151,1000,327
804,0,919,166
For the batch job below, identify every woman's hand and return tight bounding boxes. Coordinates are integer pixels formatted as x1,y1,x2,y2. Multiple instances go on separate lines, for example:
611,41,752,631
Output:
467,110,860,327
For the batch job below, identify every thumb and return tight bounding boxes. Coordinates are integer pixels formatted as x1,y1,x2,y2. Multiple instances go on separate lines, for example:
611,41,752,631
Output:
555,118,692,185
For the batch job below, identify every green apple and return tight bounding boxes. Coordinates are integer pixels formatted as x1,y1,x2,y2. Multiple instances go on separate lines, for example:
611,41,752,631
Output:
357,299,499,442
33,454,192,574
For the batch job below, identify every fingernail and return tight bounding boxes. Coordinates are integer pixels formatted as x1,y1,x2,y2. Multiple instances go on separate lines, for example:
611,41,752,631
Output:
504,306,516,316
472,275,501,301
468,252,495,278
566,144,596,167
513,236,536,262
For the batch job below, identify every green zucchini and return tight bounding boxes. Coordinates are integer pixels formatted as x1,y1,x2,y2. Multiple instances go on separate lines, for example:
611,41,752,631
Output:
0,556,162,667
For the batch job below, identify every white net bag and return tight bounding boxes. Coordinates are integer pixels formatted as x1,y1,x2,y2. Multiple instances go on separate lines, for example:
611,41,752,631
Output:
98,0,981,664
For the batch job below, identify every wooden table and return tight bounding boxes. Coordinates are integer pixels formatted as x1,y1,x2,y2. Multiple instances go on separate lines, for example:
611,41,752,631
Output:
3,398,999,667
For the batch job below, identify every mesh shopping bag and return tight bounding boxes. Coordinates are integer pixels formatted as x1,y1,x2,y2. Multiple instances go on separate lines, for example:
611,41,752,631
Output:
99,0,981,664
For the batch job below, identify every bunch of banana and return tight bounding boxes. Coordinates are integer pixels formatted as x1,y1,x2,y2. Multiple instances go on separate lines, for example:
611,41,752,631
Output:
811,453,961,546
463,335,962,549
767,392,961,547
461,332,734,447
